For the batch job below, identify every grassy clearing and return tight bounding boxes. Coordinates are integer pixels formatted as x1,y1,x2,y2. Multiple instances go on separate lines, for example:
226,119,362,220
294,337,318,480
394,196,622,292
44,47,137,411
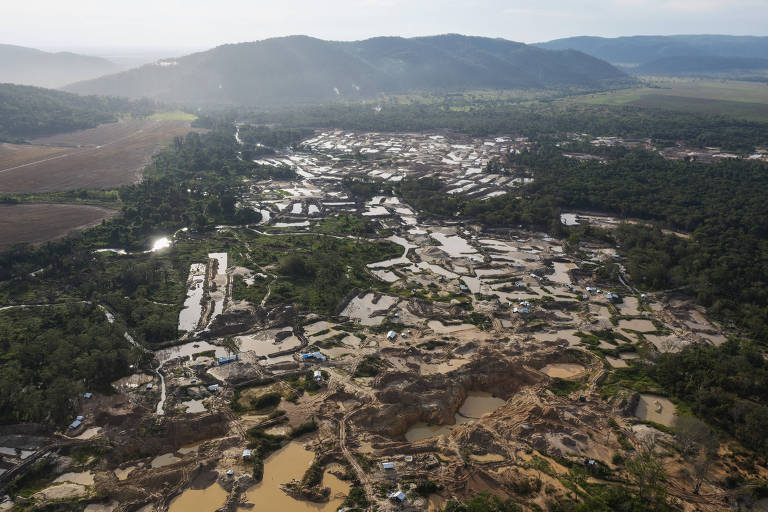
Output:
148,110,197,121
572,78,768,121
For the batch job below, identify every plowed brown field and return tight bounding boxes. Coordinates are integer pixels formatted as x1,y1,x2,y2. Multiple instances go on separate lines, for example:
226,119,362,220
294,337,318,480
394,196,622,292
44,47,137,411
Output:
0,118,195,193
0,203,118,248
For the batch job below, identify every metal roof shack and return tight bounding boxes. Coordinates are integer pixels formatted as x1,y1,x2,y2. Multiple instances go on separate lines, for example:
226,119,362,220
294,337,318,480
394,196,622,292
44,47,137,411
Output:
217,355,240,365
301,352,327,361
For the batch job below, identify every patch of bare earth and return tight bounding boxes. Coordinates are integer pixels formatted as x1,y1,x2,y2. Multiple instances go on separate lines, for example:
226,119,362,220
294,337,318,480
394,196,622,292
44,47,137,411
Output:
0,118,198,193
0,203,117,248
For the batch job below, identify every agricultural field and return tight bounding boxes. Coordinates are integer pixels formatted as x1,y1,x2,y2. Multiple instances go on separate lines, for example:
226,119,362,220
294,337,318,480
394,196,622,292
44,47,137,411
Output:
0,203,117,249
0,117,198,193
573,78,768,121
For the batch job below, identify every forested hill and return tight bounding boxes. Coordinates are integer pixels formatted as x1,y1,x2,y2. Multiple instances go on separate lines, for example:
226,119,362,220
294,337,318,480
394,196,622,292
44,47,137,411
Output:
535,35,768,66
633,56,768,76
64,34,629,105
0,44,119,88
0,84,155,141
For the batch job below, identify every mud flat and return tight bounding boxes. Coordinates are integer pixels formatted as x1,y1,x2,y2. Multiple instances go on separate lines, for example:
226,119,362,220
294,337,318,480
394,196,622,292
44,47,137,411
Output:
428,320,476,334
470,453,506,463
181,399,206,413
541,363,585,379
114,466,137,480
605,356,628,368
237,327,295,356
341,293,397,325
371,269,399,282
416,262,459,279
533,330,581,346
150,453,181,468
635,394,677,427
549,262,576,285
54,471,94,485
242,441,349,511
619,319,656,332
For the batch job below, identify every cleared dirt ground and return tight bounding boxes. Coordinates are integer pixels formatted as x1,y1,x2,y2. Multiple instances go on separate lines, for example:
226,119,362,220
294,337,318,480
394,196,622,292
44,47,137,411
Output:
0,118,196,193
0,203,117,248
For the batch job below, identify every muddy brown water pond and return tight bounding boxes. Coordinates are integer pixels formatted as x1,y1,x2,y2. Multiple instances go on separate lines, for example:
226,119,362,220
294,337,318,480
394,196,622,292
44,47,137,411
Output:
405,392,505,442
458,392,506,418
169,481,228,512
241,440,349,511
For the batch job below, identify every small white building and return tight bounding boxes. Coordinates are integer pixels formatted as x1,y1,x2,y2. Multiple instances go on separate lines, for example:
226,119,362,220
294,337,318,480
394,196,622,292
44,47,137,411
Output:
381,461,395,470
242,449,252,459
389,490,407,503
387,330,397,340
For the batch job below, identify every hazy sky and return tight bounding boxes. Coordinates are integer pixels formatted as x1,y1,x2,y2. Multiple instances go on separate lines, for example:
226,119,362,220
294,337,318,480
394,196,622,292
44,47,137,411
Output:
4,0,768,54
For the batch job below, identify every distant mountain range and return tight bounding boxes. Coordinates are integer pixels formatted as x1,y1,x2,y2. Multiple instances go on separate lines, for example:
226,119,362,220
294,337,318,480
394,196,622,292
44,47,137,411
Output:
63,35,628,105
536,35,768,76
0,44,120,88
634,56,768,76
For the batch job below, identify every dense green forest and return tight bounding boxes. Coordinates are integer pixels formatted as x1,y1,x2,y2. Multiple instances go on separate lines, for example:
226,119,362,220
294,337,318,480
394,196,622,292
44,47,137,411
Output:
607,339,768,458
0,303,136,424
0,83,155,141
233,232,400,313
244,99,768,152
